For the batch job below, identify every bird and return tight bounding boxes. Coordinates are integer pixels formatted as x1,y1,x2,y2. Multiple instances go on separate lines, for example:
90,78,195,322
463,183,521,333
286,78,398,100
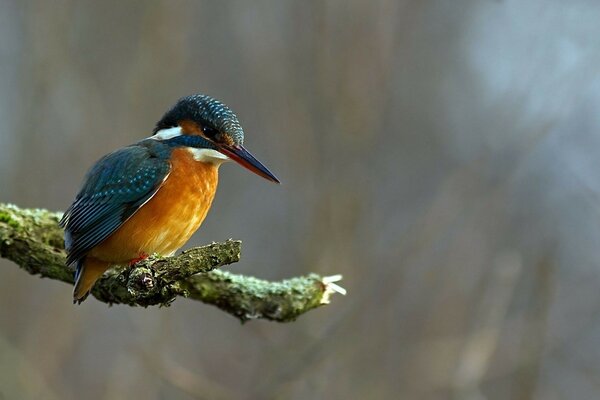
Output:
60,94,279,303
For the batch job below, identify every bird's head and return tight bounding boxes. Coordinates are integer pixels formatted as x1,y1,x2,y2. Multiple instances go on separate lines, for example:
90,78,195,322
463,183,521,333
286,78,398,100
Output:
152,94,279,183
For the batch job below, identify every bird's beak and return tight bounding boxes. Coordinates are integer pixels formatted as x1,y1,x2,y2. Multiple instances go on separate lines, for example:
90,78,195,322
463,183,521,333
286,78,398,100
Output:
218,145,280,183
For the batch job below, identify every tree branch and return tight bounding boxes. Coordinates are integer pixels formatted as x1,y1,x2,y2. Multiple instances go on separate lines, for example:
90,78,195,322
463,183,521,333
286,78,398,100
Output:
0,203,345,322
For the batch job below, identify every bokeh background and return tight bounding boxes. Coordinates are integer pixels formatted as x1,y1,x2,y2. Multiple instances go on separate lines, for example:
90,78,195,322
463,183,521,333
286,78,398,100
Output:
1,1,600,399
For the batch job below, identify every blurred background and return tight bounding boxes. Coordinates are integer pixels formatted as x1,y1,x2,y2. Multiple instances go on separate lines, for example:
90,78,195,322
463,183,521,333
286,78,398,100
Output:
0,0,599,399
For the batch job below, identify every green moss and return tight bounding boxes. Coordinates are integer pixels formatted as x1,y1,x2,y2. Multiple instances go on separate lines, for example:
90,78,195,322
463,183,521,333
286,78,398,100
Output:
0,211,19,228
0,202,342,321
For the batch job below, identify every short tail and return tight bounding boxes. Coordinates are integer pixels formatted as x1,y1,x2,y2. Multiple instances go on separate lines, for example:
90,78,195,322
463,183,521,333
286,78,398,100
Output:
73,257,111,303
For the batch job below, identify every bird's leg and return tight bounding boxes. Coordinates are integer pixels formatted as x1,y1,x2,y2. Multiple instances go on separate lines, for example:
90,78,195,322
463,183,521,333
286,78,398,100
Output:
129,252,149,266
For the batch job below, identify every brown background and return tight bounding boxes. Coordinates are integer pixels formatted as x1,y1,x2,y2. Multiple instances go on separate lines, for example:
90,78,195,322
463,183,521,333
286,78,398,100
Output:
1,1,600,399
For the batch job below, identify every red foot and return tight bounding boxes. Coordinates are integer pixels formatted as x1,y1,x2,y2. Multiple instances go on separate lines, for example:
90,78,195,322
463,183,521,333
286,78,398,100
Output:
129,252,149,266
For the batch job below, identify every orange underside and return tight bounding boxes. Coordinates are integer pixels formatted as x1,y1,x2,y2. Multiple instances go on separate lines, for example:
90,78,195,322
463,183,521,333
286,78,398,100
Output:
74,148,219,299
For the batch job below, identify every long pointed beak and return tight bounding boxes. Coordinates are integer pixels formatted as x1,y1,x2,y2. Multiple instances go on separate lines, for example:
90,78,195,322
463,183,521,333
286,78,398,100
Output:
218,145,280,183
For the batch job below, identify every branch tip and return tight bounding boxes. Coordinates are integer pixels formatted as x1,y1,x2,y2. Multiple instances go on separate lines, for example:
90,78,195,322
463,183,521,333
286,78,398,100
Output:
320,274,347,304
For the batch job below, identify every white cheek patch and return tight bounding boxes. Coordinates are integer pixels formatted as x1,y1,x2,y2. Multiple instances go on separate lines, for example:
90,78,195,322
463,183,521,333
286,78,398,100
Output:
150,127,228,165
152,126,183,140
187,148,230,165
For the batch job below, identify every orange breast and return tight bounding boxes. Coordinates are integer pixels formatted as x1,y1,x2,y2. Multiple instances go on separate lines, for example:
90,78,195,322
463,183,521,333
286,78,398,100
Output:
88,148,219,263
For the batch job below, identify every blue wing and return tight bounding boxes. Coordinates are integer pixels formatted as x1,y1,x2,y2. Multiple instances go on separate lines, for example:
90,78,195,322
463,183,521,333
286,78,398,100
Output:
60,143,171,266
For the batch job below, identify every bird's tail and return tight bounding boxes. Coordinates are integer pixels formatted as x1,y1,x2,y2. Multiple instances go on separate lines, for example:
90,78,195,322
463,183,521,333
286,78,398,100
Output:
73,257,110,303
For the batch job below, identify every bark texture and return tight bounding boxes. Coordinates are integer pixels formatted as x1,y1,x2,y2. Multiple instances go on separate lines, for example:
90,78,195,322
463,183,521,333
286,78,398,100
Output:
0,203,344,322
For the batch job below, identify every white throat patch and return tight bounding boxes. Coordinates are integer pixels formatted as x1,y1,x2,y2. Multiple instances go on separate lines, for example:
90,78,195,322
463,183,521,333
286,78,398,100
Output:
187,148,229,165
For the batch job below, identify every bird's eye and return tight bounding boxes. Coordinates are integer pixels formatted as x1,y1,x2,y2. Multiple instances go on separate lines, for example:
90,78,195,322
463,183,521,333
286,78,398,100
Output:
202,126,219,140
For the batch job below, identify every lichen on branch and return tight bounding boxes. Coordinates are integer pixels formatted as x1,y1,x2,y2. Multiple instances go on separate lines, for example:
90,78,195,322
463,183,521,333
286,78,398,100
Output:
0,203,345,322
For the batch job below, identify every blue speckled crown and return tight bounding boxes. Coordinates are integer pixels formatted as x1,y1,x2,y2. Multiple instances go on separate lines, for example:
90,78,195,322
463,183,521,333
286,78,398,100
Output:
154,94,244,145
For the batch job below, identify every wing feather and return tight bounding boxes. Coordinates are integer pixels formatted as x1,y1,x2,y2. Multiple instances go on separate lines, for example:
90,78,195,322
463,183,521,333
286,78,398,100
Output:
61,144,171,265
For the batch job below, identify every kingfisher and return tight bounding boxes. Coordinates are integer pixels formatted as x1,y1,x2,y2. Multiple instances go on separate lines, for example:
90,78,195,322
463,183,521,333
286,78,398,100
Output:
60,94,279,303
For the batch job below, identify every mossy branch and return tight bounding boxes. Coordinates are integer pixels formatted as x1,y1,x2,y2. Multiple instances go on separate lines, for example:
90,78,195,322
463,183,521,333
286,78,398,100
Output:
0,203,345,322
